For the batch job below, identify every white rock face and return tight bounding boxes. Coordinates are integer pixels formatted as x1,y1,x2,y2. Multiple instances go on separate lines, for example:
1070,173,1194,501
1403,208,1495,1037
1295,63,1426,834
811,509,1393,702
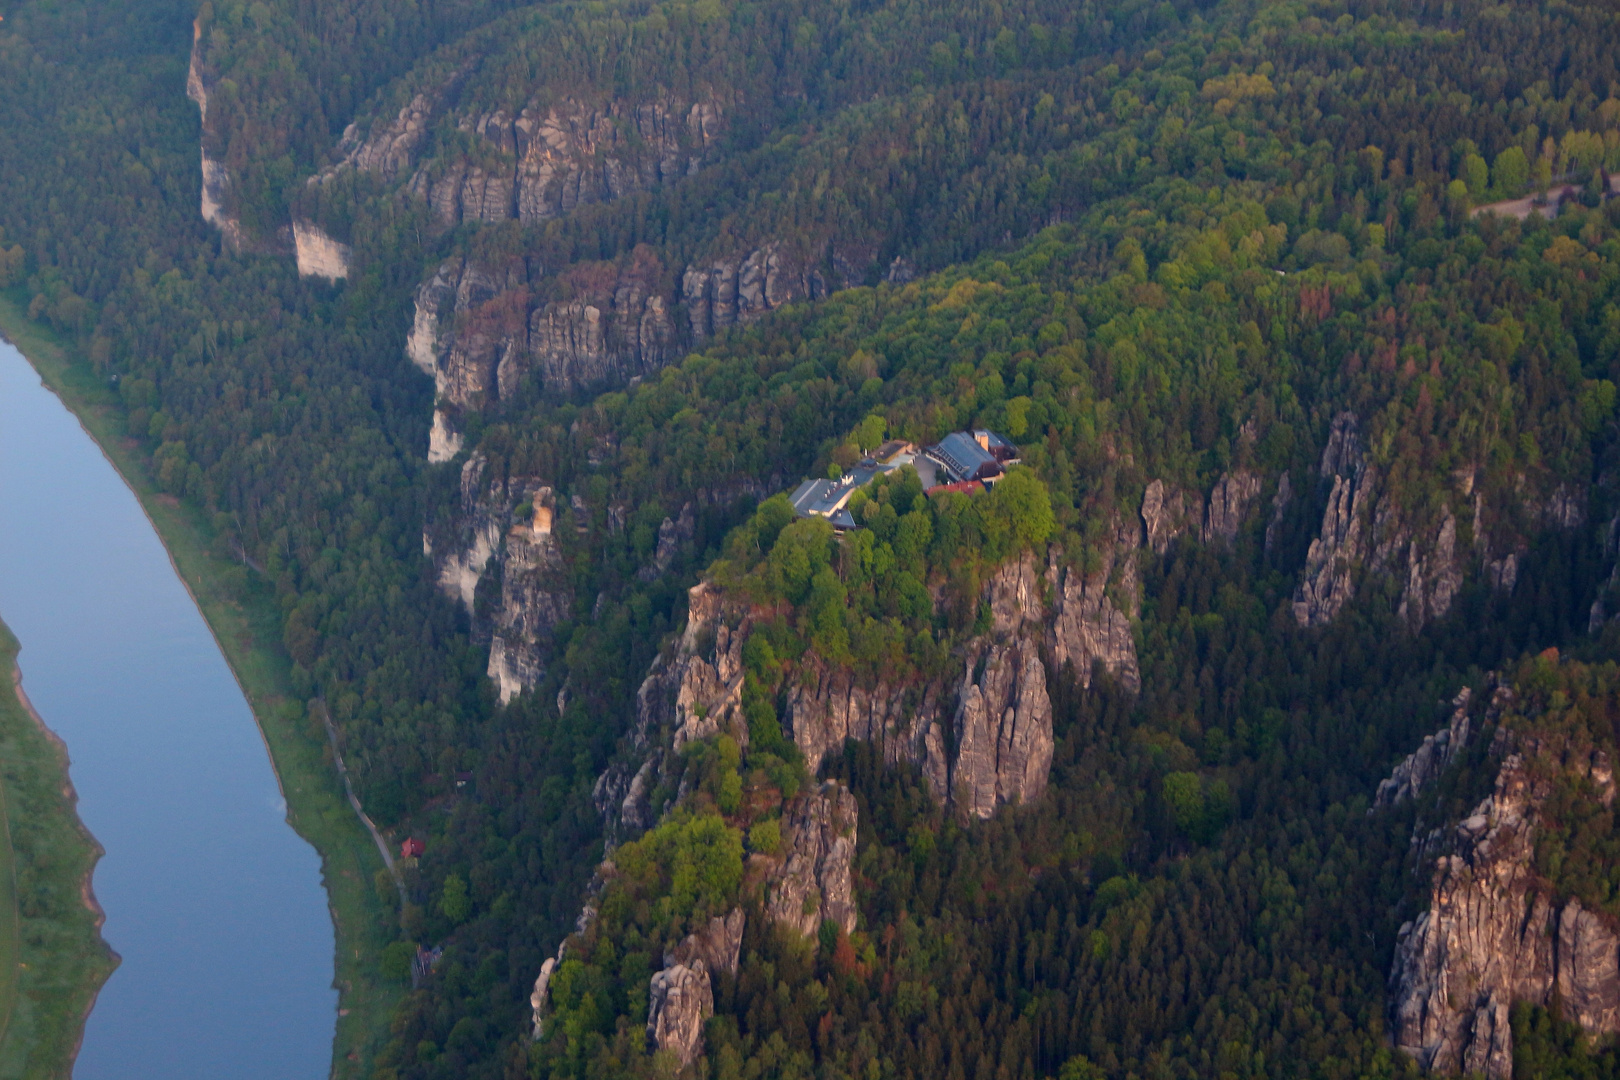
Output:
428,409,463,464
292,221,351,280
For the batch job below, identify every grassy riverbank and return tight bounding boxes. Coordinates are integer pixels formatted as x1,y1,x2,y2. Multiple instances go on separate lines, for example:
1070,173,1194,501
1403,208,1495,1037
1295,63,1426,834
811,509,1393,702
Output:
0,295,403,1078
0,618,116,1080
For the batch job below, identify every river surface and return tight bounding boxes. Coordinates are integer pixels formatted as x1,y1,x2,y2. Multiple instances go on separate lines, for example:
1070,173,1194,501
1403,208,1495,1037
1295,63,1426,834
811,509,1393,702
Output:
0,342,335,1078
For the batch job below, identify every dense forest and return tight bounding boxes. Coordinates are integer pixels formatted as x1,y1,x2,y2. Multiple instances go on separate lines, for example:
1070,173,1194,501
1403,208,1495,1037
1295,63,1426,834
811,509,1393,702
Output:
5,0,1620,1076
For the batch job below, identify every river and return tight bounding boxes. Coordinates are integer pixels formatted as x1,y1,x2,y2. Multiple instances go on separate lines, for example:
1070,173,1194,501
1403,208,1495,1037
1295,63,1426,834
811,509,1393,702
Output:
0,342,335,1078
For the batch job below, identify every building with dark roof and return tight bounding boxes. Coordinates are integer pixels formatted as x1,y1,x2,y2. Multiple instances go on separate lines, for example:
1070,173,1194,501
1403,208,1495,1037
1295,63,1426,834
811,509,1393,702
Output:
787,463,887,529
926,431,1005,484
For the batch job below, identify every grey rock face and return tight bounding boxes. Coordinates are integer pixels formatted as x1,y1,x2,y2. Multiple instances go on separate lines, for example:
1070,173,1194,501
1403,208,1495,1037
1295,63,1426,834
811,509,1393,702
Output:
488,488,571,704
430,456,573,702
681,243,826,340
1294,413,1372,627
1374,688,1472,809
399,96,722,227
408,252,677,453
338,93,437,182
766,782,858,937
1141,479,1203,554
1398,510,1462,631
784,547,1138,816
1388,728,1620,1078
1202,470,1261,546
636,502,696,582
667,908,745,977
950,639,1052,818
646,960,713,1065
187,24,244,251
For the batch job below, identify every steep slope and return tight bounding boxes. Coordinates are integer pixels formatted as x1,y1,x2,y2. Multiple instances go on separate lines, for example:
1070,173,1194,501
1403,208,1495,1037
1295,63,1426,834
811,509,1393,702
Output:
1382,660,1620,1078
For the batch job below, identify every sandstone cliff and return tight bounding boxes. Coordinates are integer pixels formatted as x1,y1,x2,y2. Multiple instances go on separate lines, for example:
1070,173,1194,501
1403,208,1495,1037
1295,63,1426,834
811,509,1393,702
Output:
765,782,859,937
681,242,828,339
428,454,573,702
186,21,243,252
1294,413,1375,626
646,960,714,1066
329,85,724,227
291,219,351,281
407,250,679,456
1373,687,1473,810
1292,413,1465,631
1387,702,1620,1077
660,542,1140,821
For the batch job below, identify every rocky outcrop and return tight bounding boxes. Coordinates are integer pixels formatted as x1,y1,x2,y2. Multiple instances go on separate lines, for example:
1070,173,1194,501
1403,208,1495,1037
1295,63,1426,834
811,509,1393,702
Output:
1374,688,1473,809
666,908,745,977
681,243,827,339
430,455,572,702
647,960,714,1065
780,545,1138,817
951,639,1052,818
333,92,441,183
1294,413,1373,626
1140,480,1202,554
1397,510,1462,631
381,96,724,226
1265,472,1293,553
407,251,679,456
1388,718,1620,1077
1047,518,1142,692
766,782,858,937
1202,470,1261,546
291,220,351,281
187,22,243,251
487,489,570,704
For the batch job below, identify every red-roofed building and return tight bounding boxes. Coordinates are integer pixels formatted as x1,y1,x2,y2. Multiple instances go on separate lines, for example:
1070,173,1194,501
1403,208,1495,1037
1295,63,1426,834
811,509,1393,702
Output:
401,837,425,859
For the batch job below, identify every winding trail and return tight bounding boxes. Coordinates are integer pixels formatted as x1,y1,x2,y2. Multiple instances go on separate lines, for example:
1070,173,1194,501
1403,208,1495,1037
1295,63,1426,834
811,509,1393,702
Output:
316,701,408,913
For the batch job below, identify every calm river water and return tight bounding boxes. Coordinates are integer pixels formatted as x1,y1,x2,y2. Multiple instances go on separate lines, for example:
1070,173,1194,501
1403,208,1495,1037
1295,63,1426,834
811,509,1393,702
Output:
0,341,335,1078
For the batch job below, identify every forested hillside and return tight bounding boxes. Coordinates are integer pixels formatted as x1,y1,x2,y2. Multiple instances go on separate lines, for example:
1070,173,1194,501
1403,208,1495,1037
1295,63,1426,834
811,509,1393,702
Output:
4,0,1620,1076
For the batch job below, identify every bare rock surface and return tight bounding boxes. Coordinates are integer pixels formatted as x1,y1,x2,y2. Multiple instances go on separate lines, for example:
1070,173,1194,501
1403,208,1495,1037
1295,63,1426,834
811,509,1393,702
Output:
646,960,713,1065
1294,413,1371,626
429,456,573,702
667,908,745,977
1374,688,1473,809
292,220,351,280
1202,470,1261,546
1388,715,1620,1078
766,782,858,937
1141,480,1203,554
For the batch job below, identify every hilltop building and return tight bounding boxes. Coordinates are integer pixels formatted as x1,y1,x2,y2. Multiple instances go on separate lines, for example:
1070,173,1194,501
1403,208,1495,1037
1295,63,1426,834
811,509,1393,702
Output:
785,430,1019,529
924,429,1021,485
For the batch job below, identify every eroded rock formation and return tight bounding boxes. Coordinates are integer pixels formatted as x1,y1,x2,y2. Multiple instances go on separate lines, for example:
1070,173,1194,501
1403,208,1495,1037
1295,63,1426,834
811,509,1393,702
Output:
766,782,858,937
1388,716,1620,1078
1294,413,1373,626
407,250,679,456
1141,479,1202,554
429,455,572,702
646,960,714,1065
779,548,1135,818
187,22,243,251
1374,688,1473,809
1202,470,1261,547
681,243,827,339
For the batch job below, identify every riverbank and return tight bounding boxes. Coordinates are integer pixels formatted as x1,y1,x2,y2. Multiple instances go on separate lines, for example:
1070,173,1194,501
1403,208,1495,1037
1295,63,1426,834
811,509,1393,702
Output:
0,296,402,1078
0,617,116,1080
